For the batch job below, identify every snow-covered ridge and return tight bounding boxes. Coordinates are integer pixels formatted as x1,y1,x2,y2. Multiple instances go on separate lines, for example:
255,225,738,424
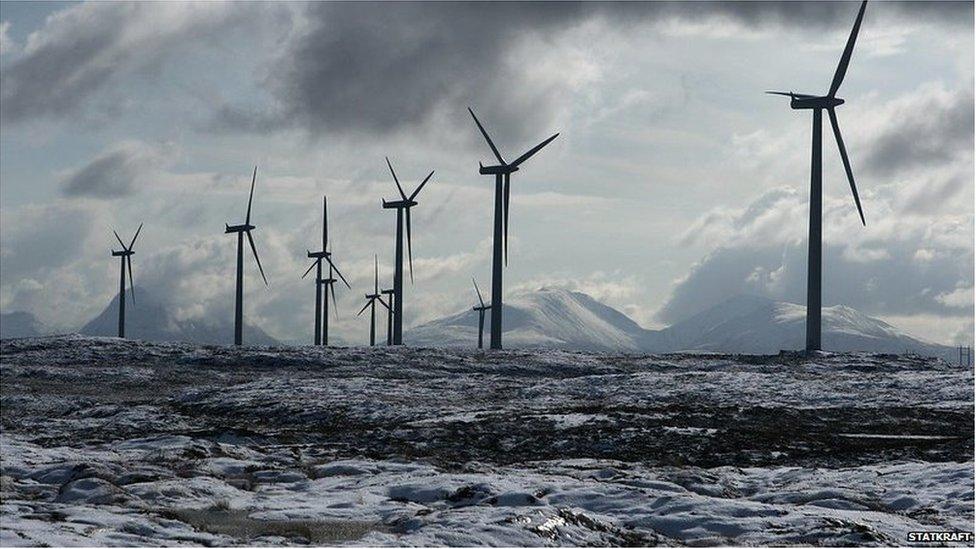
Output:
410,290,956,359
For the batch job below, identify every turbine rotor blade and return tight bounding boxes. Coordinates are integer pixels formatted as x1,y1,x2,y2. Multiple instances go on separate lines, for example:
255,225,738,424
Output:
503,173,510,266
326,257,352,289
409,170,435,201
302,258,320,279
246,230,269,286
386,157,408,200
323,195,328,250
357,300,371,317
829,0,868,97
377,295,390,311
374,254,378,294
112,230,126,250
330,282,339,320
128,222,143,250
473,277,485,308
467,107,506,165
511,133,559,167
406,207,414,284
765,91,794,97
245,166,257,225
126,255,136,305
827,108,865,226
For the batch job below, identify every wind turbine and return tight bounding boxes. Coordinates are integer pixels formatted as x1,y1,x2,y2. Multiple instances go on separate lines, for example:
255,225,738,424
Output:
224,166,269,346
110,223,142,338
358,255,390,347
382,157,434,345
468,107,559,350
767,0,868,352
471,277,491,350
381,287,395,345
302,196,351,345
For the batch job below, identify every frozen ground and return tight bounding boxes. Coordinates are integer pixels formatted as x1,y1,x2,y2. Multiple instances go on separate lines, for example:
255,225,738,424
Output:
1,335,972,546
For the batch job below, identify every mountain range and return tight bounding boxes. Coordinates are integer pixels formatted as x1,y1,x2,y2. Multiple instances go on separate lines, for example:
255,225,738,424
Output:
77,287,278,345
1,286,956,360
408,288,957,360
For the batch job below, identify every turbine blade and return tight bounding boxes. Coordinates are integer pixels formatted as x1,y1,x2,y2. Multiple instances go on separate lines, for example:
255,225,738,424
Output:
327,257,352,289
357,300,371,317
245,166,257,224
330,282,339,320
511,133,559,167
503,173,510,266
126,255,136,305
377,295,390,311
246,230,269,286
386,157,408,200
828,108,865,226
829,0,868,97
323,195,328,250
128,222,143,250
406,208,414,284
473,277,485,308
467,107,506,165
301,258,320,279
112,230,126,250
408,170,434,201
374,254,378,294
765,91,794,97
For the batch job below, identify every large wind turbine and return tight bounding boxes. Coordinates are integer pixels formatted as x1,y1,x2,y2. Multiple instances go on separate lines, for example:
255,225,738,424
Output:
468,107,559,350
110,223,142,338
358,255,389,346
382,157,434,345
224,166,269,346
471,277,491,350
767,0,868,352
302,196,351,345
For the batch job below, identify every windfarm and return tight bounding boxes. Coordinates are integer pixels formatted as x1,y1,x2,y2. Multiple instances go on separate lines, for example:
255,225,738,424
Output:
1,1,973,547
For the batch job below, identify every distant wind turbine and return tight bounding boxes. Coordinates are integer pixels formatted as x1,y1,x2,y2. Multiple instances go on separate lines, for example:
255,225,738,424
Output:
302,196,351,346
381,287,395,345
382,157,434,345
468,107,559,350
110,223,143,338
224,166,269,346
358,255,390,347
767,0,868,352
471,277,491,350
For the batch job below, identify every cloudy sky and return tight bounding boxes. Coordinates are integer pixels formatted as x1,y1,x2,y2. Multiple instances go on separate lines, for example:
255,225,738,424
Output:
0,1,972,346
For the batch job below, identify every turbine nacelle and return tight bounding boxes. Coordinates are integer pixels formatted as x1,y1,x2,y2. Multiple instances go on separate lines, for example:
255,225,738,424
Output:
791,95,845,110
225,223,255,233
307,250,331,259
111,249,134,257
382,198,418,209
479,162,518,176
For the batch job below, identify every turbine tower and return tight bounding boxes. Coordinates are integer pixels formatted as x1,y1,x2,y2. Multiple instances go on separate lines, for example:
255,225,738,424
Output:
767,0,868,352
381,287,395,345
110,223,142,338
302,196,351,345
468,107,559,350
358,255,389,347
382,157,434,345
224,166,269,346
471,277,491,350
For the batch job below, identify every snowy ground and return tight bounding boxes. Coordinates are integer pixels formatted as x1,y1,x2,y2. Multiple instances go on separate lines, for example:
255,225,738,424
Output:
1,336,972,546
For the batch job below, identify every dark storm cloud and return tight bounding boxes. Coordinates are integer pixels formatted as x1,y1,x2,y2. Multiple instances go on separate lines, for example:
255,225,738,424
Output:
60,142,160,199
863,87,975,177
0,2,283,124
215,1,970,140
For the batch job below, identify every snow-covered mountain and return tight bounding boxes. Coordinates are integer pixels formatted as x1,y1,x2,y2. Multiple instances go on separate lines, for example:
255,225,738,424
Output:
410,290,956,359
0,311,48,339
650,294,954,359
79,287,279,346
409,287,648,351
